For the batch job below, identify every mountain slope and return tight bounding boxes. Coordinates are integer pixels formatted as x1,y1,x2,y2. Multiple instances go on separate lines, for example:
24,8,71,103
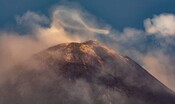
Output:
1,40,175,104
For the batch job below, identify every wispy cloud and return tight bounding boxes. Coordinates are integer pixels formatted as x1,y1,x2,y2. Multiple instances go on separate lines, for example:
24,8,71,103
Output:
0,6,109,71
53,6,109,34
0,5,175,92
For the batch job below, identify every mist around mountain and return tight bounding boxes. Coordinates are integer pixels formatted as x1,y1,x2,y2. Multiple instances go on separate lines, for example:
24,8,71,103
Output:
0,40,175,104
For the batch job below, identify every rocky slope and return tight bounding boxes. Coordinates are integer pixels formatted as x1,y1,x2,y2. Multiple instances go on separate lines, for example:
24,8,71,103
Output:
1,40,175,104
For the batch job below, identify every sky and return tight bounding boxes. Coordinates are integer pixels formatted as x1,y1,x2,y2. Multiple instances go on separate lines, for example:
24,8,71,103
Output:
0,0,175,91
1,0,175,30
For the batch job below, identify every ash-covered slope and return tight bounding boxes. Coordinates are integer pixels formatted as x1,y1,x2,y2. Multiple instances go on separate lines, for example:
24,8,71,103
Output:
1,40,175,104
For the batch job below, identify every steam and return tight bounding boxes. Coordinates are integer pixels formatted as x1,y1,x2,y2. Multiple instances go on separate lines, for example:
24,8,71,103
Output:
143,52,175,91
104,27,175,91
0,3,175,100
54,9,109,34
0,6,109,71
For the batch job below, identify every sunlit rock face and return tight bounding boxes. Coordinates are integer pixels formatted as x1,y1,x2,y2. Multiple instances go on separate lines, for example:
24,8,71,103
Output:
1,40,175,104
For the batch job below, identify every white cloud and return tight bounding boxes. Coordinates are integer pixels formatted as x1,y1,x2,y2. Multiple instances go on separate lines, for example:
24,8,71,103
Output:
0,5,175,92
144,14,175,36
16,11,49,28
0,6,109,71
143,51,175,91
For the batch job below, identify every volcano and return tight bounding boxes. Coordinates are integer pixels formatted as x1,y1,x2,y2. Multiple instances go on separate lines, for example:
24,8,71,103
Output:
1,40,175,104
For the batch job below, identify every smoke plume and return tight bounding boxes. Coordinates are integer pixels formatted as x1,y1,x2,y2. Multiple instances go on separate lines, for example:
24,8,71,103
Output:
0,4,175,93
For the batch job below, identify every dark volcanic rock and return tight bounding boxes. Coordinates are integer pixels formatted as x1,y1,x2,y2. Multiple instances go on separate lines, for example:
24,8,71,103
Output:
1,40,175,104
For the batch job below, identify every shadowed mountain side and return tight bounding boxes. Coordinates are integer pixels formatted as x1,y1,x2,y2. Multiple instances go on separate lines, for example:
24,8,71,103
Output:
1,40,175,104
